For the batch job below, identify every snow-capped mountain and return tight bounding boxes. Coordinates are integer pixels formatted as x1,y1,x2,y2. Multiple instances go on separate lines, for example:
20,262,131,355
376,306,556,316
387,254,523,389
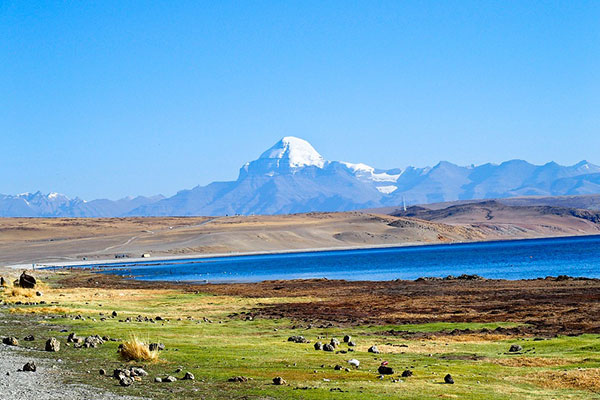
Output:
129,137,600,216
2,137,600,217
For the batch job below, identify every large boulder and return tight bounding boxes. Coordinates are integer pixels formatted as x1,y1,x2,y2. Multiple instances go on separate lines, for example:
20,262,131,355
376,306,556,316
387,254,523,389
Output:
2,337,19,346
19,272,36,289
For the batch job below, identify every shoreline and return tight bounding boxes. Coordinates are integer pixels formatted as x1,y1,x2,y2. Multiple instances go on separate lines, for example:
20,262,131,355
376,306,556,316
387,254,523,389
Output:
14,232,597,270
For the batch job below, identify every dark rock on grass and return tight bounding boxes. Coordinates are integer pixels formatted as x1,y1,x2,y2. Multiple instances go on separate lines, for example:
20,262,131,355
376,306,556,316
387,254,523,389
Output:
228,376,249,383
19,272,36,289
119,376,134,387
368,345,380,354
0,277,5,286
323,344,335,352
36,291,43,296
2,337,19,346
175,367,183,373
401,369,413,377
182,372,195,380
23,335,35,342
444,374,454,384
347,341,356,347
149,342,165,351
84,335,104,348
314,341,323,350
509,344,523,352
99,369,106,376
334,365,343,371
330,338,340,347
273,376,286,385
378,365,394,375
288,335,309,343
45,337,60,352
22,362,36,372
113,368,131,379
164,376,177,383
111,311,118,318
343,335,351,343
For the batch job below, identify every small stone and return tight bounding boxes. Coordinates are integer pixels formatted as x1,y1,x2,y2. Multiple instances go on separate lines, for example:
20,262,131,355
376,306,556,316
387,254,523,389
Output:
119,376,134,387
22,362,36,372
23,335,35,342
45,337,60,352
401,369,413,377
378,365,394,375
347,341,356,347
287,335,308,343
314,341,323,350
334,365,342,370
36,291,43,297
273,376,286,385
175,367,183,373
330,338,340,347
348,359,360,368
130,367,148,377
323,343,335,352
164,376,177,383
154,377,162,383
509,344,523,353
444,374,454,384
368,345,380,354
343,335,351,343
99,369,106,375
182,372,195,380
2,337,19,346
111,311,118,317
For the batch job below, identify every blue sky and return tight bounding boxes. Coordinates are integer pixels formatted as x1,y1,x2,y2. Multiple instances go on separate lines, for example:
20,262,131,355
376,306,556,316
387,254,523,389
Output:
1,1,598,199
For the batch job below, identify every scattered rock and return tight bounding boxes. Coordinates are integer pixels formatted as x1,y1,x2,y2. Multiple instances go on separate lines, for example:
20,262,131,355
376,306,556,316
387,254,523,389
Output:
288,335,308,343
175,367,183,373
45,337,60,352
149,343,165,351
401,369,413,377
368,345,380,354
347,341,356,347
23,335,35,342
343,335,351,343
182,372,195,380
378,365,394,375
0,277,5,286
22,362,36,372
2,337,19,346
273,376,286,385
84,335,104,348
323,344,335,352
154,377,162,383
330,338,340,347
164,376,177,383
228,376,249,383
19,272,36,289
444,374,454,384
334,365,342,371
119,376,134,387
99,369,106,376
314,341,323,350
36,291,43,297
348,359,360,368
111,311,118,318
130,367,148,377
509,344,523,353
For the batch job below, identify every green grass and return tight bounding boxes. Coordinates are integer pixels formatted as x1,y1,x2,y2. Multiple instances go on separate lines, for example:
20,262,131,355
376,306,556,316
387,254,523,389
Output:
2,284,600,399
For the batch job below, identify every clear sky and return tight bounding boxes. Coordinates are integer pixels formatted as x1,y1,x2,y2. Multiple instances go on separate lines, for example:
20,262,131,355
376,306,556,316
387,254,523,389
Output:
1,1,599,199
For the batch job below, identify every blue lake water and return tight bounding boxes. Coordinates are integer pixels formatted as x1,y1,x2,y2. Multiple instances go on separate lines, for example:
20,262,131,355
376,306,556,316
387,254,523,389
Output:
70,235,600,283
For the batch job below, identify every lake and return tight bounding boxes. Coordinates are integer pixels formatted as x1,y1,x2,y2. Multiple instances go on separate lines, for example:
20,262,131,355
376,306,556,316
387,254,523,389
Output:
69,235,600,283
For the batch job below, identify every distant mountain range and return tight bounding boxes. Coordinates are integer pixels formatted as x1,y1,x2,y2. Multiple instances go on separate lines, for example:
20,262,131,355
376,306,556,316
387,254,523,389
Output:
2,136,600,217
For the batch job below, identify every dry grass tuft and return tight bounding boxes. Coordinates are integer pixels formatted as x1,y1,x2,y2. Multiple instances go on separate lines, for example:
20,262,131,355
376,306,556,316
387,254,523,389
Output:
119,335,159,362
10,306,71,314
7,287,35,298
529,368,600,393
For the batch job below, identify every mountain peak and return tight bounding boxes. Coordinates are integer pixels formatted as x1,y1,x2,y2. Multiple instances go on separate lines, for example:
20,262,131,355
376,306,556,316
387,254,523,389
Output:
259,137,326,169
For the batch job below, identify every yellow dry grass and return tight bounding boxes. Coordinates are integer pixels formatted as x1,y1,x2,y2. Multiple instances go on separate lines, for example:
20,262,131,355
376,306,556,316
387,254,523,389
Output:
7,287,35,298
10,306,71,314
119,335,159,362
528,368,600,393
493,357,579,367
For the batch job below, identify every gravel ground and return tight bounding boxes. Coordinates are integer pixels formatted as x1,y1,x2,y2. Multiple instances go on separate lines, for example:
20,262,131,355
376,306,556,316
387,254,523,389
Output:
0,343,145,400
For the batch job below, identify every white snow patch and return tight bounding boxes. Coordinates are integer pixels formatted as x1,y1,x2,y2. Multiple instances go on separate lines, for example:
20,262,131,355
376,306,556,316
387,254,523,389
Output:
260,137,325,168
376,185,398,194
341,162,401,183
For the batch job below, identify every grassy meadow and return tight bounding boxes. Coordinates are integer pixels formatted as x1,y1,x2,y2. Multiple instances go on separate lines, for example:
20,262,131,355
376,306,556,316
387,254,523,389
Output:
1,273,599,399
